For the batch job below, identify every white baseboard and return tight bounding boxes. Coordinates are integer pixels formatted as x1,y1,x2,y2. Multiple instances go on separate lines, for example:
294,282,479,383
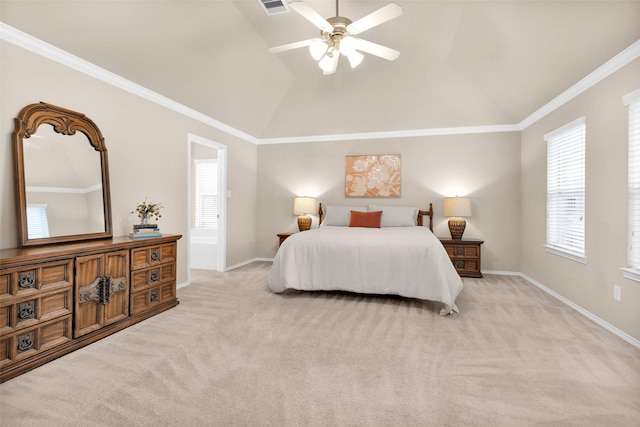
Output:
225,257,273,271
506,272,640,350
481,270,521,276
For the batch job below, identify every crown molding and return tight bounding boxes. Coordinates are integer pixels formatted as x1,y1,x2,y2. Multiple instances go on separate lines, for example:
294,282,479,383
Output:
2,22,638,144
0,22,259,144
519,38,640,130
257,124,521,145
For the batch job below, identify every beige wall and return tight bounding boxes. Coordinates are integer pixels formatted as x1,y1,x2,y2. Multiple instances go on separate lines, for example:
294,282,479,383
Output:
521,58,640,340
257,133,522,272
0,42,259,280
2,35,638,342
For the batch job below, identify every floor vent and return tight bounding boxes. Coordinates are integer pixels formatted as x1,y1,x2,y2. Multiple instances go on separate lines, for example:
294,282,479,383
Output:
256,0,290,16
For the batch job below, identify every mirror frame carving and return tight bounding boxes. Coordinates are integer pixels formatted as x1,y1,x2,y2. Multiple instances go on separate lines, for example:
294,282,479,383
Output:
13,102,113,247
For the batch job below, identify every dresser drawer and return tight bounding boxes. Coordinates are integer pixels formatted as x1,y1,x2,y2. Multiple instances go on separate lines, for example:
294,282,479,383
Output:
130,263,176,292
131,243,177,271
0,287,73,335
0,259,73,301
130,282,177,316
0,314,72,369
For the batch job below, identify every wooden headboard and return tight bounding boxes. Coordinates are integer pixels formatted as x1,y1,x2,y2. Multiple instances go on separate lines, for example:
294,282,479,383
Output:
417,203,434,232
317,203,434,232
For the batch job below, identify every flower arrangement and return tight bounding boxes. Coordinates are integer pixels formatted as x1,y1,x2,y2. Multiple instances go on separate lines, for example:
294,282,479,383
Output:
132,198,163,224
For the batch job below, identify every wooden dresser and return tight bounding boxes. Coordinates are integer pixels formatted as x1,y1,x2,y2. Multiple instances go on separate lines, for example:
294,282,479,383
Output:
0,234,181,382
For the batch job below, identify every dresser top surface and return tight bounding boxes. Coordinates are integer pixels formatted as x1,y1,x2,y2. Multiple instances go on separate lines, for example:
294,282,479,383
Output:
1,235,182,268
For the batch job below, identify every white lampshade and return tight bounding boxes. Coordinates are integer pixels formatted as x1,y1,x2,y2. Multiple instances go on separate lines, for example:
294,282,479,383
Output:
340,36,357,56
293,197,316,215
347,51,364,68
443,197,472,218
318,54,334,72
309,40,328,60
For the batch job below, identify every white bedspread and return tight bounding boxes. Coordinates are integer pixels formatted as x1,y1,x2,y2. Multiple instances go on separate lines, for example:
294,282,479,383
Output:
268,226,463,315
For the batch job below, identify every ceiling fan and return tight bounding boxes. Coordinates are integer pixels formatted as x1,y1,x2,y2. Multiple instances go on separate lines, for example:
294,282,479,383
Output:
268,0,403,75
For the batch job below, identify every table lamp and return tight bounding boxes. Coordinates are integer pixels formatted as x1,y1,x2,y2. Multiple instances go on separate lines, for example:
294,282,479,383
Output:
443,197,472,239
293,197,316,231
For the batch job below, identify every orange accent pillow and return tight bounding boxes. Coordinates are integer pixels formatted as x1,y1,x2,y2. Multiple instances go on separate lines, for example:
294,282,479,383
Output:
349,210,382,228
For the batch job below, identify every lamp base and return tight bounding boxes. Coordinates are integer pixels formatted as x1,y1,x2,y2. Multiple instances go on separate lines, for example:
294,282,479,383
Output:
448,217,466,240
298,215,312,232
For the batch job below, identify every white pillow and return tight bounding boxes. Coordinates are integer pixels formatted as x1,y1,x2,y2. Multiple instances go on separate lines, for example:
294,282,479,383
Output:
368,205,418,227
321,205,367,227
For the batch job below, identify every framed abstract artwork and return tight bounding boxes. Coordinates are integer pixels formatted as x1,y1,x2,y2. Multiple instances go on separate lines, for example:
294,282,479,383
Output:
345,154,401,197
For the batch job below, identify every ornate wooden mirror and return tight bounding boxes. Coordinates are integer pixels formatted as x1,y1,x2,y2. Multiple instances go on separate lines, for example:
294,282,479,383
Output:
12,102,112,247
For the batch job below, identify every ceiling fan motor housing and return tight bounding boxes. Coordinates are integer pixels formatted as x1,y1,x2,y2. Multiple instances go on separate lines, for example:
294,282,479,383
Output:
323,16,353,56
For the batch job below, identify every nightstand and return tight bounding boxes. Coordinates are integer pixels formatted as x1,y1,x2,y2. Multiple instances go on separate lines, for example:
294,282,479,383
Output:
439,238,484,278
277,232,295,247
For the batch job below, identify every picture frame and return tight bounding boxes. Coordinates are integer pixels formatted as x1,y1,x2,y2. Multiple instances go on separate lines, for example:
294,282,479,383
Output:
345,154,401,197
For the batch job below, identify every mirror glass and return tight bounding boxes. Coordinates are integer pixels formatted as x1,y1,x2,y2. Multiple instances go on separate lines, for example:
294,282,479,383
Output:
23,124,105,239
13,102,112,247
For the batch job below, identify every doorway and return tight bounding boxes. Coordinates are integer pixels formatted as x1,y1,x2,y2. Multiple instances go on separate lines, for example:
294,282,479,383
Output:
187,133,227,279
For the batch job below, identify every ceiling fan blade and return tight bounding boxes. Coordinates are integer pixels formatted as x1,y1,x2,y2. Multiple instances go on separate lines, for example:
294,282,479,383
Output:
268,39,318,54
347,3,403,35
354,38,400,61
289,1,333,32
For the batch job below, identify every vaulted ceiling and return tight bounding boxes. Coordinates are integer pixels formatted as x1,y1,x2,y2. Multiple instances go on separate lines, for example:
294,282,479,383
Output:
2,1,639,140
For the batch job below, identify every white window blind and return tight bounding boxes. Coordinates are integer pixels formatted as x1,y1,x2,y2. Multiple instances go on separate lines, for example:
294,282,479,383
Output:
545,117,586,262
626,90,640,270
26,204,50,238
195,160,218,229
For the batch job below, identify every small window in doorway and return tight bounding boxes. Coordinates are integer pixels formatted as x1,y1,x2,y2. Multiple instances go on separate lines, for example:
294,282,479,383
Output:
27,203,50,238
195,160,218,229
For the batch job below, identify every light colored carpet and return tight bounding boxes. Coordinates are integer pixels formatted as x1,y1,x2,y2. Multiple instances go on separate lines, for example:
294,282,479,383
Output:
1,262,639,426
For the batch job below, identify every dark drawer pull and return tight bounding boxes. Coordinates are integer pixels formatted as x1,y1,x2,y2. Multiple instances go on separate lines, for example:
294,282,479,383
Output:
18,271,35,289
17,332,34,352
18,301,35,320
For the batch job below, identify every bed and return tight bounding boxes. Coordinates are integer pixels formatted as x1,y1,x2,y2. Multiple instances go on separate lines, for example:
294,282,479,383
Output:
268,203,464,315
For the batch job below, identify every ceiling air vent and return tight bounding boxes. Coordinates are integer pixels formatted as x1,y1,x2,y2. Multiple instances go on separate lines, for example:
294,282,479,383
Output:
256,0,290,16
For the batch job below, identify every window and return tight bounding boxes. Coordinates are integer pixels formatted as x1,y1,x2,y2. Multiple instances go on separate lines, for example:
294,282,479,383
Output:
194,159,218,229
622,89,640,281
545,117,586,263
26,204,50,238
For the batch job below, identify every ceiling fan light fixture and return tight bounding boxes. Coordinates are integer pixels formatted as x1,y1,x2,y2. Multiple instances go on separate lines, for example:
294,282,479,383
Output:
318,54,334,72
340,35,356,56
347,51,364,68
309,40,328,60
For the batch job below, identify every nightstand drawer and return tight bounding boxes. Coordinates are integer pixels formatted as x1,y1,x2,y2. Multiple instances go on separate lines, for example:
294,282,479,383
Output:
446,246,479,258
455,260,479,271
464,246,479,257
